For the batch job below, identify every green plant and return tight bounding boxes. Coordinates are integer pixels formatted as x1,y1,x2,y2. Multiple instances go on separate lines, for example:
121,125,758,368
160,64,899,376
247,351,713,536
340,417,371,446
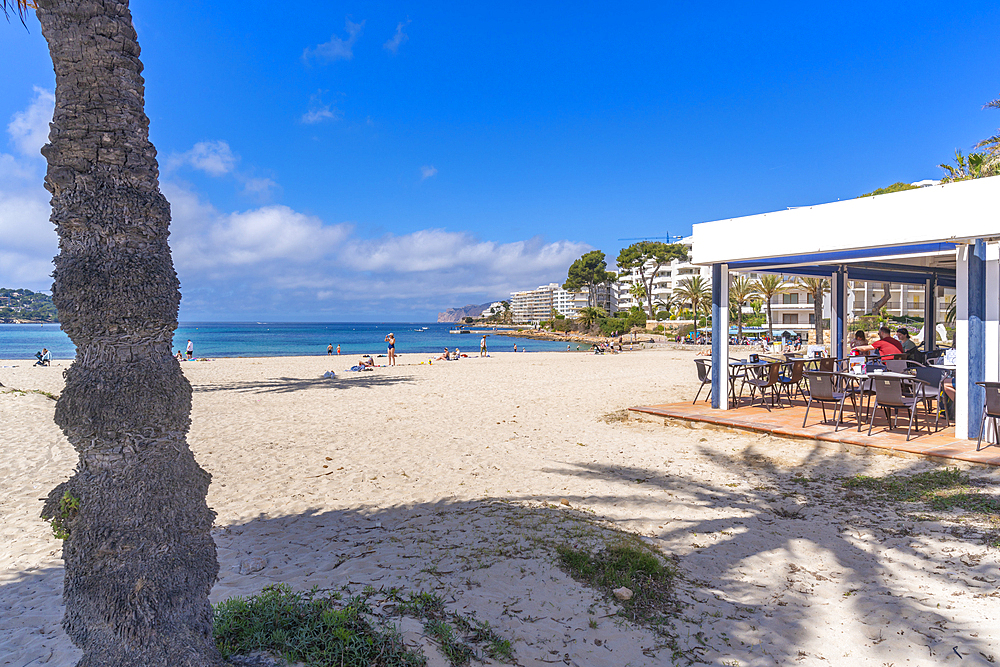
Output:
555,539,679,632
843,468,1000,515
213,584,425,666
47,491,80,540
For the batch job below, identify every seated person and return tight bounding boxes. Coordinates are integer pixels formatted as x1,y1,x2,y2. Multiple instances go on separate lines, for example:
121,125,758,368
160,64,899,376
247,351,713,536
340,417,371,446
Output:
896,328,918,354
853,326,904,361
850,330,869,351
175,350,184,361
436,348,450,361
359,355,375,368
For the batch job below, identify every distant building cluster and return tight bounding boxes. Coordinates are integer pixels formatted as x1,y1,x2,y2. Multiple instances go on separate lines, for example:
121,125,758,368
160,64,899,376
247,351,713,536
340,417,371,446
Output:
504,236,954,337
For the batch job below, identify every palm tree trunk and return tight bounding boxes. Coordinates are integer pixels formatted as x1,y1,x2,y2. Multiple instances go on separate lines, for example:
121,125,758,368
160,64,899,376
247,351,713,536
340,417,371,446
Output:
765,298,774,340
813,292,824,345
35,1,222,665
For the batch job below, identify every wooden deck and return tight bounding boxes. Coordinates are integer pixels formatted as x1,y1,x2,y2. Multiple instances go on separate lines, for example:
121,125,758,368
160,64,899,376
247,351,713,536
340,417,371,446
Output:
629,395,1000,466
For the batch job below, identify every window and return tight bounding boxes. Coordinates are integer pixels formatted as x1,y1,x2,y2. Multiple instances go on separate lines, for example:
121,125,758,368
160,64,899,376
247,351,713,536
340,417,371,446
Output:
806,293,814,304
809,314,815,324
782,314,798,324
782,294,799,305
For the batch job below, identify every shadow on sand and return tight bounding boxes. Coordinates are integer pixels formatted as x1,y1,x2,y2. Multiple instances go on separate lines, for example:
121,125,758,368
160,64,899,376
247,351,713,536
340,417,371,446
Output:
192,374,416,395
4,441,997,666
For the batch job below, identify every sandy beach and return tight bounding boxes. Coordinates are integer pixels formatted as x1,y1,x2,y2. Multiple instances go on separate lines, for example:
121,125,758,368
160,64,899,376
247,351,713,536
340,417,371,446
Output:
1,348,998,666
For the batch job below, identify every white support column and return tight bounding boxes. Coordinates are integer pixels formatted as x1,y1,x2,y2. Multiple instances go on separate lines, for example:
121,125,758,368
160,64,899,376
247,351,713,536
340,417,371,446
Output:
987,242,1000,384
956,245,969,438
710,263,730,409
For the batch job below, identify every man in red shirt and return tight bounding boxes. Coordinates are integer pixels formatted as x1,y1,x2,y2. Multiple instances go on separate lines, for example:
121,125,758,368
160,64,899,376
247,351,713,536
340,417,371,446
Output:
854,326,904,360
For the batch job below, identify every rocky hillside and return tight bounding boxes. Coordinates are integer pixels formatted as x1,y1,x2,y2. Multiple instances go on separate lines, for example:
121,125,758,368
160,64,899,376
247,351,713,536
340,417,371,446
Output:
437,302,493,323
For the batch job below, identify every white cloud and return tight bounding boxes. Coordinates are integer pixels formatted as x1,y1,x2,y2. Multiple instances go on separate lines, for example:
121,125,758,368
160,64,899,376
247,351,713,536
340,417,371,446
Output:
0,89,57,289
301,91,342,124
383,20,410,54
420,165,438,180
303,19,364,63
167,140,237,176
7,87,53,157
164,181,590,318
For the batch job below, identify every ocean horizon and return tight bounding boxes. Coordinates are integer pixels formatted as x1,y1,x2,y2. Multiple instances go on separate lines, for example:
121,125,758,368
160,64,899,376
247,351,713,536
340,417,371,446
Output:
0,321,577,360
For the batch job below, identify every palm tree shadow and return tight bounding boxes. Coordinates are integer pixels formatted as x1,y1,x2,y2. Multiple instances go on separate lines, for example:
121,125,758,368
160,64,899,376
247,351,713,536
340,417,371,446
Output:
539,441,999,664
3,499,700,667
192,374,415,394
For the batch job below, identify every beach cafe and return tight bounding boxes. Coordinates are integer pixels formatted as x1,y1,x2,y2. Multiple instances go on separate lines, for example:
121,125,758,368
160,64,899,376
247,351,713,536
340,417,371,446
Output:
690,176,1000,441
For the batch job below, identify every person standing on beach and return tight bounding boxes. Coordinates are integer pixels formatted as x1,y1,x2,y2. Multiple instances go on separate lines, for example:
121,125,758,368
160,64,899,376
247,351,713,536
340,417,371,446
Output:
327,344,333,355
337,344,341,355
480,335,488,357
513,343,517,353
385,332,396,366
186,339,193,360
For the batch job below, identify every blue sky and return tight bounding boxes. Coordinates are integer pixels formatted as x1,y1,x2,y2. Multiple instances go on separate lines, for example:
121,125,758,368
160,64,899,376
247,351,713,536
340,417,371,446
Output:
1,2,999,320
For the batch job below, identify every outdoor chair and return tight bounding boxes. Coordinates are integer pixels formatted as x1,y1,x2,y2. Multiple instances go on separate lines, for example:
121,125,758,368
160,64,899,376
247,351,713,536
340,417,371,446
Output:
743,362,782,411
884,359,924,373
693,358,712,404
816,357,837,373
975,382,1000,451
866,375,933,441
913,366,948,427
802,371,855,431
778,360,806,403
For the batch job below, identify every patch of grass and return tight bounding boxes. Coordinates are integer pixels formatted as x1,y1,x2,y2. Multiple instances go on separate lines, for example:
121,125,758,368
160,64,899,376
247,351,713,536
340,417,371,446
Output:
213,584,424,667
424,620,475,666
843,468,1000,516
395,590,514,665
555,538,679,630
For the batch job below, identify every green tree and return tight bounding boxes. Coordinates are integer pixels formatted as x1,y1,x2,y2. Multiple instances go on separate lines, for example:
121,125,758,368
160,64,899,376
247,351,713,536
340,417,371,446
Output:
728,275,758,340
576,306,606,331
3,1,222,662
797,277,830,345
616,241,688,318
939,150,988,182
857,182,919,198
563,250,613,308
674,275,711,340
752,274,790,339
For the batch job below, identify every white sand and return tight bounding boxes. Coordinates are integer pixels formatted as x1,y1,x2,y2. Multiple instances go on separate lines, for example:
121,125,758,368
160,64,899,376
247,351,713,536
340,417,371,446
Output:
1,349,998,666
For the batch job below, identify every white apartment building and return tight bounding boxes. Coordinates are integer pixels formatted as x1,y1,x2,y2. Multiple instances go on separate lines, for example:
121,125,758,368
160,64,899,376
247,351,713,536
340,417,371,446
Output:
509,283,614,324
614,252,711,314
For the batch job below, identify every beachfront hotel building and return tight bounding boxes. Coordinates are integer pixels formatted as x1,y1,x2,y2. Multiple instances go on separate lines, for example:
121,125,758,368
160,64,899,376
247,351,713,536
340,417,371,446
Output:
613,243,712,315
509,283,615,324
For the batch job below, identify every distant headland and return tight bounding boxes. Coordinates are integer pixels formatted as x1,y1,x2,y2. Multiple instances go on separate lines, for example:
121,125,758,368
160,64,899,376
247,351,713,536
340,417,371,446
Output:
0,288,58,323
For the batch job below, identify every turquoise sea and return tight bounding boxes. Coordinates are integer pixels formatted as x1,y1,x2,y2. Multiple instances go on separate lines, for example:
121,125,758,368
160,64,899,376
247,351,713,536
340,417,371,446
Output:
0,322,575,360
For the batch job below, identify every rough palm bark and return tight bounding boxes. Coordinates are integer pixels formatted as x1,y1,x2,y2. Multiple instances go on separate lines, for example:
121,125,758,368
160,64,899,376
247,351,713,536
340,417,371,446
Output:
34,1,222,664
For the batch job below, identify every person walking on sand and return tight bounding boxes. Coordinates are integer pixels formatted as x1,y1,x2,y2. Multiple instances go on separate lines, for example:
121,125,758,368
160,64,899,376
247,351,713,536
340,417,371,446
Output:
327,344,333,355
186,339,193,360
385,332,396,366
480,335,488,357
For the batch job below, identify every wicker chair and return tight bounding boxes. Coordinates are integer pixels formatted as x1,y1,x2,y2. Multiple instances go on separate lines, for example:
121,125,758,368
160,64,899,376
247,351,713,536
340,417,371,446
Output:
975,382,1000,451
693,358,712,404
802,371,854,430
743,362,782,411
866,375,933,441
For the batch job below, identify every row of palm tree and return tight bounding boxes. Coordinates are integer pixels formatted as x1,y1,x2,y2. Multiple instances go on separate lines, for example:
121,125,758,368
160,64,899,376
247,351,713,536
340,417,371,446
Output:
644,274,830,342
